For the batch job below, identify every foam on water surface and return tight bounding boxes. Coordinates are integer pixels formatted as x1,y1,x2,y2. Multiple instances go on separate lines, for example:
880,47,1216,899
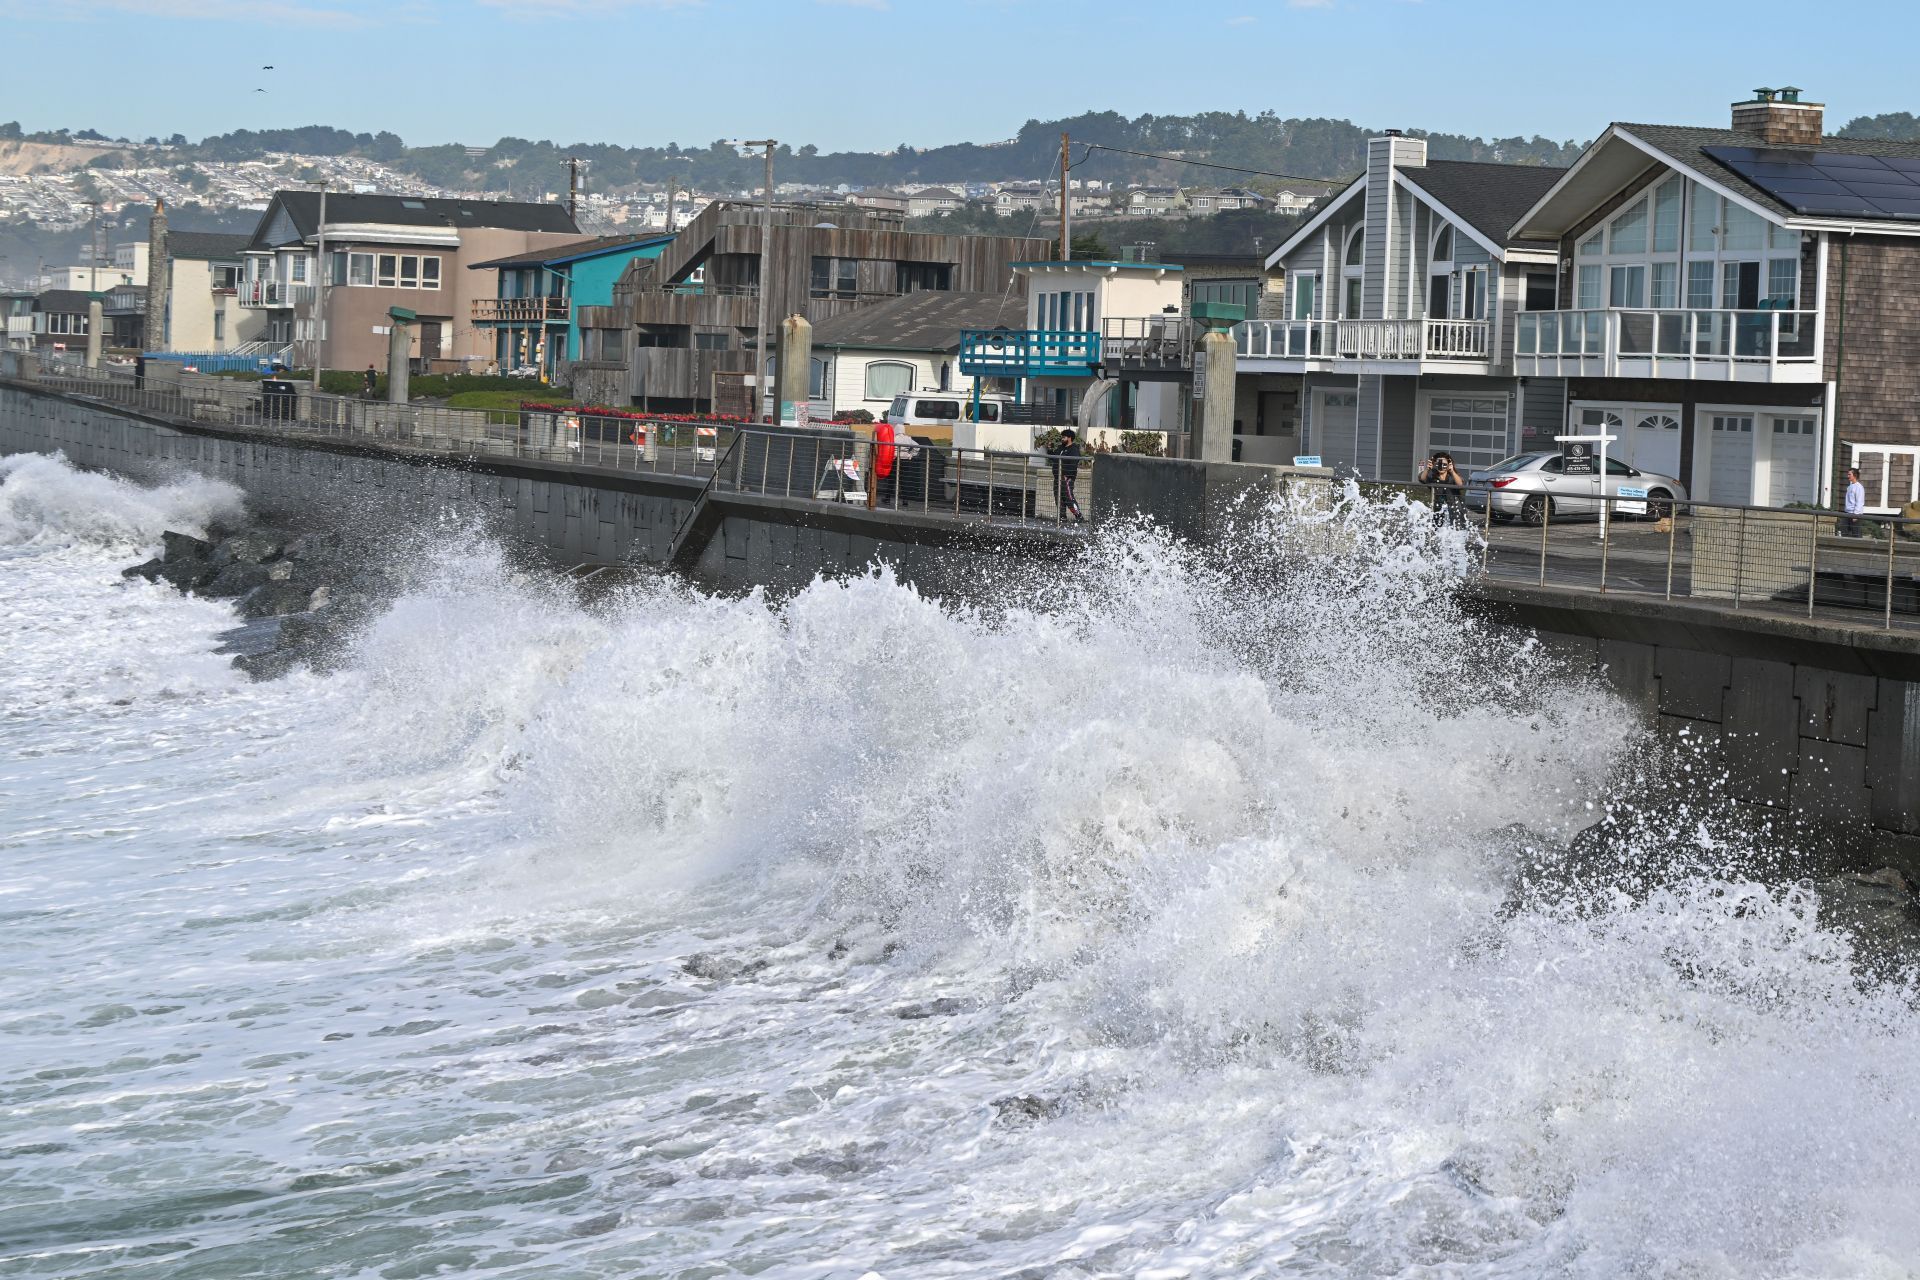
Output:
2,453,1917,1279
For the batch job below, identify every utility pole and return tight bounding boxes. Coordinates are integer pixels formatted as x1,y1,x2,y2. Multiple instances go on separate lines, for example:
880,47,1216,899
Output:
733,139,778,422
665,176,678,233
566,156,581,224
312,182,328,387
1060,132,1071,261
88,202,101,292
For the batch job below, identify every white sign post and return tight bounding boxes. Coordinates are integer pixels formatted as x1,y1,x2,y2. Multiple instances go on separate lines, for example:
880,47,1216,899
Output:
1555,431,1619,539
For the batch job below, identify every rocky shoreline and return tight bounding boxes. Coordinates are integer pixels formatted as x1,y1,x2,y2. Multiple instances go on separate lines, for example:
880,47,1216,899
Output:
122,523,397,680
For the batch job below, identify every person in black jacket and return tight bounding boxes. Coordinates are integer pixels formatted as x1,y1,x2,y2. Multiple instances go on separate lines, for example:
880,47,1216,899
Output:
1047,429,1084,522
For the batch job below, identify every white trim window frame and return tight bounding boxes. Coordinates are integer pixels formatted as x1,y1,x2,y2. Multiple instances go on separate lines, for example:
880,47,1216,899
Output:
1340,225,1364,319
1427,223,1453,318
863,358,915,403
1291,271,1319,322
1575,173,1683,310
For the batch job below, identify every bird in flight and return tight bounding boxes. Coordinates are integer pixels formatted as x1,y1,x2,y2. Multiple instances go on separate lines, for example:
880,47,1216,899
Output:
262,64,274,69
254,88,267,93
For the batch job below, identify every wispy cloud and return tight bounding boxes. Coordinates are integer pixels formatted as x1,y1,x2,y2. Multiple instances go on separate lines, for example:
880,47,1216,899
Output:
1225,13,1256,23
52,0,373,25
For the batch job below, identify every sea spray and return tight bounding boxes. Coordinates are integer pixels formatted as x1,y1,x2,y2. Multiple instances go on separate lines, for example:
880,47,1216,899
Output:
4,451,1919,1278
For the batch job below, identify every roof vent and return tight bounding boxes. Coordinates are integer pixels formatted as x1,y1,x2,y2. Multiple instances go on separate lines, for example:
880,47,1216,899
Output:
1383,128,1404,137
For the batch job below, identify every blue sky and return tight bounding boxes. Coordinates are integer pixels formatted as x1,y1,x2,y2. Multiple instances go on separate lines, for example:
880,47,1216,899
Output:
10,0,1916,152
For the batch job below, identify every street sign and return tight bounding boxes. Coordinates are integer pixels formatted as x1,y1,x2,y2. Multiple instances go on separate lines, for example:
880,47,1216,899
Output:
1192,348,1207,402
1617,484,1648,516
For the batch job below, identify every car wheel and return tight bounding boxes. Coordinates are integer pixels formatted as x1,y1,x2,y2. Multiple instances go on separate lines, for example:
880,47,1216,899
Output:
1520,494,1551,526
1645,489,1674,520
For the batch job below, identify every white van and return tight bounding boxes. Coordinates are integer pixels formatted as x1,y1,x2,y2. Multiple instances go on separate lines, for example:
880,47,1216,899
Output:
884,392,1016,430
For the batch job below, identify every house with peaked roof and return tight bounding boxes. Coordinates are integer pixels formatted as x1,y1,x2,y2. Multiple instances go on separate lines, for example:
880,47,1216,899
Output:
1238,134,1567,478
808,289,1025,419
467,233,675,380
238,190,580,373
148,230,265,355
1508,88,1920,511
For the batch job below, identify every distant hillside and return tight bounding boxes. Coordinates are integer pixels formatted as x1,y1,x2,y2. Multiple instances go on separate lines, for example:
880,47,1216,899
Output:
0,139,130,177
5,113,1587,200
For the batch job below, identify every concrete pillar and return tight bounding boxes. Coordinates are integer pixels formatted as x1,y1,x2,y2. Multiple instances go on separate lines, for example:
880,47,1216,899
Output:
86,298,104,368
1195,328,1236,463
386,323,410,404
776,313,812,425
144,198,169,354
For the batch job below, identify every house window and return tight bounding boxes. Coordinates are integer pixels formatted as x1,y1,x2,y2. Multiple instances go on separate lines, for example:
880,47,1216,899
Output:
1651,262,1679,309
399,256,420,288
896,262,950,293
1524,272,1557,311
377,254,398,287
421,257,440,290
348,253,375,286
1341,225,1364,318
1577,264,1602,310
1609,264,1646,309
291,256,307,283
1767,258,1798,306
1687,261,1715,309
596,329,623,361
213,311,224,342
865,360,914,401
693,331,730,350
810,256,859,299
1608,201,1648,255
1292,273,1317,321
1459,268,1487,321
1651,178,1681,253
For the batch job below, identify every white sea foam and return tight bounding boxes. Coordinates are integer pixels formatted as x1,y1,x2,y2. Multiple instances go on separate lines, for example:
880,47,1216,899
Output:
0,450,244,550
2,451,1916,1279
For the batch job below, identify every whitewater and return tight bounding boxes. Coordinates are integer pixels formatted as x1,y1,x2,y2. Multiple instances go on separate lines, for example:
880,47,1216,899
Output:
2,450,1918,1280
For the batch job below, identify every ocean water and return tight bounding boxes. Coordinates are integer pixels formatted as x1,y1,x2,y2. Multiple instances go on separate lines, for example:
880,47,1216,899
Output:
2,449,1918,1280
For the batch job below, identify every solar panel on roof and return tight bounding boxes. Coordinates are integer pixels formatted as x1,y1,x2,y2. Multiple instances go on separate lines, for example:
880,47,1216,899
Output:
1704,145,1920,223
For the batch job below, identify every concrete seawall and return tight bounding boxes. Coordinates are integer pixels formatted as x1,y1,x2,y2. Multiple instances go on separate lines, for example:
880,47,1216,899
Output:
0,381,1071,595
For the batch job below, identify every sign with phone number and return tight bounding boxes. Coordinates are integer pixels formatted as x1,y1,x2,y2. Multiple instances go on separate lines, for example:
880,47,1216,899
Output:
1617,485,1648,516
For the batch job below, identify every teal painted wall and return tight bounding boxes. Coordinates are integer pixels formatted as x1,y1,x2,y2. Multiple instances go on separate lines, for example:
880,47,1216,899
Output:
565,240,670,361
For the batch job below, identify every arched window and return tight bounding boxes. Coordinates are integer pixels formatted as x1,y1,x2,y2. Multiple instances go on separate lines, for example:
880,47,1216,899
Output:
864,360,915,402
1341,225,1365,318
1428,223,1455,317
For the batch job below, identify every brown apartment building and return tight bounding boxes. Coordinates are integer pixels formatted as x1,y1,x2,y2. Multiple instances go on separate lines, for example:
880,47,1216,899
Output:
239,191,581,373
571,201,1051,413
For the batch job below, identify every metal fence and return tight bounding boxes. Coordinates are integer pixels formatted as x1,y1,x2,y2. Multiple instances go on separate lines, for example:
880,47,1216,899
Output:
4,357,1093,532
1366,479,1920,633
693,427,1091,526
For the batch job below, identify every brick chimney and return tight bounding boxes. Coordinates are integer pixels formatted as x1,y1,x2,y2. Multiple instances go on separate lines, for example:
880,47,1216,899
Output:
1731,87,1824,146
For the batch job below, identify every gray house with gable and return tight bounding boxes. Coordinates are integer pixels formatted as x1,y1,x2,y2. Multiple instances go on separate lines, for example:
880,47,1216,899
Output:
1242,133,1568,479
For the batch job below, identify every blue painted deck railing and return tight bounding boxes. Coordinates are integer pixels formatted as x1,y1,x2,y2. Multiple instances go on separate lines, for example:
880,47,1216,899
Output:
959,329,1101,378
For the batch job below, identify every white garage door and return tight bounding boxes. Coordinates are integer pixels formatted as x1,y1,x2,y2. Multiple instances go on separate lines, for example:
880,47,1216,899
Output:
1767,417,1818,506
1631,413,1683,480
1708,415,1755,504
1426,395,1511,473
1316,391,1360,476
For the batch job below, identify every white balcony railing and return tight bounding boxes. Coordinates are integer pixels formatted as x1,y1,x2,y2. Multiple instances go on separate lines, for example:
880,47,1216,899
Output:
1234,318,1490,363
235,281,314,309
1515,308,1818,379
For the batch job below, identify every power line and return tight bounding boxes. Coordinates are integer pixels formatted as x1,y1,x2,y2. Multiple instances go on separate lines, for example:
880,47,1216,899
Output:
1073,143,1346,188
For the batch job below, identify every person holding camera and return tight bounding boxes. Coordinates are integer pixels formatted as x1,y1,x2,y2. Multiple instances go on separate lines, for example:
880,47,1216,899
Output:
1419,451,1466,525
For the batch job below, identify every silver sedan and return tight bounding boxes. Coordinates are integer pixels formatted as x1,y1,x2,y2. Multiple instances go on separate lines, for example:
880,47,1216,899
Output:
1463,452,1687,523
